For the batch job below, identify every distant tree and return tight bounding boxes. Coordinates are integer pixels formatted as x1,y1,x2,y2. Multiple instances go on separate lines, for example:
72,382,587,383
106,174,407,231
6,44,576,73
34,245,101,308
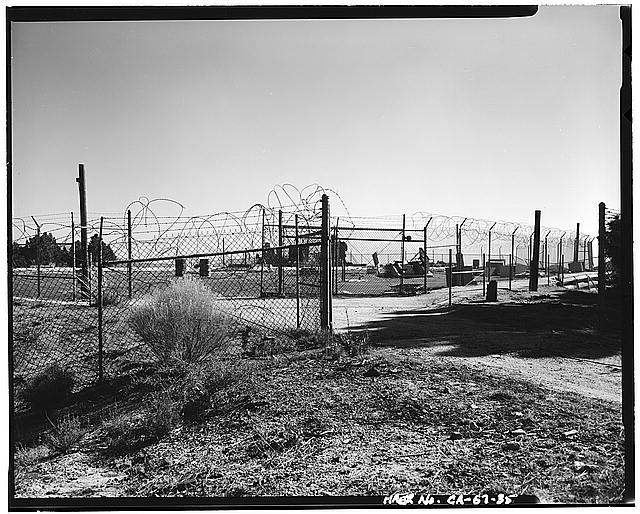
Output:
88,234,117,263
12,242,30,268
22,232,65,265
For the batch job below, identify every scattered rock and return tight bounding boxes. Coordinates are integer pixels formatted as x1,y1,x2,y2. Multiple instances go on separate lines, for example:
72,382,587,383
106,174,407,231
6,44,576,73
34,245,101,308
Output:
563,429,578,438
511,429,526,436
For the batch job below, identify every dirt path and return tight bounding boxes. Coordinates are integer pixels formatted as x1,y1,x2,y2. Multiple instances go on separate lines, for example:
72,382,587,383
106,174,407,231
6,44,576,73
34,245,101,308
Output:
333,281,622,404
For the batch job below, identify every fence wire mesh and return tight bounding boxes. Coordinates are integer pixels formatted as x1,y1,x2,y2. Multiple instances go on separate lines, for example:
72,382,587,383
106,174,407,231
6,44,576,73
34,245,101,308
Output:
12,187,609,396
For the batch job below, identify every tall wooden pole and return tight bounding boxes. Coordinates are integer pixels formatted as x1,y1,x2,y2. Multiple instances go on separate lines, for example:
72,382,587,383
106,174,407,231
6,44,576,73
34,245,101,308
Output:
76,164,89,299
529,210,541,292
574,222,580,263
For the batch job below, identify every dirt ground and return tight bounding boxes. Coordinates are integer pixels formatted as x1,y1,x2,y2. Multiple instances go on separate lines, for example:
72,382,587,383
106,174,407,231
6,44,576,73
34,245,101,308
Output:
333,279,622,404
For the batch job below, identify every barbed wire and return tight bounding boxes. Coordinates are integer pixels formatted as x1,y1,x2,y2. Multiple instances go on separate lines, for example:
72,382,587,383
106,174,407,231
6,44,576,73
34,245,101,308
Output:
12,184,598,261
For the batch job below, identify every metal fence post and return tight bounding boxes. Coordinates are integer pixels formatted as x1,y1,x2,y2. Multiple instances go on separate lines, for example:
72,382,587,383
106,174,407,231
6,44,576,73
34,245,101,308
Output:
400,214,406,295
488,222,496,283
320,194,331,331
88,251,92,306
278,210,283,296
295,214,300,329
598,202,606,305
260,208,265,297
97,216,104,383
127,209,132,298
71,212,76,301
31,216,41,298
482,252,486,296
448,248,452,308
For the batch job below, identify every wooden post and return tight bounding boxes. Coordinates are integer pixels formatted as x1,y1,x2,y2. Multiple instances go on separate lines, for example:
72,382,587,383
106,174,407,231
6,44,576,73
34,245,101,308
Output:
598,202,606,304
127,209,132,298
97,216,104,383
400,214,406,294
31,217,41,298
547,253,550,285
448,248,452,308
320,195,331,331
295,214,300,329
76,164,89,299
529,210,541,291
71,212,76,301
278,210,283,296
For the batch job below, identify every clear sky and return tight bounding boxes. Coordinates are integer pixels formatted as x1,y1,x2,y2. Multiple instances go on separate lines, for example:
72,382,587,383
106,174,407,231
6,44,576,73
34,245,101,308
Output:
10,6,621,236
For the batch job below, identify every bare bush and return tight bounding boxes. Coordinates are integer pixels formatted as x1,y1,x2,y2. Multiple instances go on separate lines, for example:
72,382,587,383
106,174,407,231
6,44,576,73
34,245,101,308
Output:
45,413,87,454
129,277,236,364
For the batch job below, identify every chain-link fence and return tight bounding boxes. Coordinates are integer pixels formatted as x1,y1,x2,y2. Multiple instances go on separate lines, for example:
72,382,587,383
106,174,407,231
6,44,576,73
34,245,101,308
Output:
11,197,332,396
330,214,596,297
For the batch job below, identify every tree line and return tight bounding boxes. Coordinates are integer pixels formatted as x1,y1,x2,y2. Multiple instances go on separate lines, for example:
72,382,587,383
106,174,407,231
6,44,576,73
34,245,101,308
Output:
12,232,117,268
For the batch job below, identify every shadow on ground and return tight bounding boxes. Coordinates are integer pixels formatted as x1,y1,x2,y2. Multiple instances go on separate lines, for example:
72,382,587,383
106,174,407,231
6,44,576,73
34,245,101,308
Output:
348,289,622,360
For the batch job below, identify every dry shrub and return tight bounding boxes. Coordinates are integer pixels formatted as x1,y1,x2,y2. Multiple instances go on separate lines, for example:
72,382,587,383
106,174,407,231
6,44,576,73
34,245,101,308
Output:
46,413,87,454
14,444,50,468
129,277,236,364
102,394,179,455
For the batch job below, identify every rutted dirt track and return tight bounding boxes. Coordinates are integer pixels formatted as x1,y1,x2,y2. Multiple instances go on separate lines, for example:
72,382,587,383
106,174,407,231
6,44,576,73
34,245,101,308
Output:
333,280,622,404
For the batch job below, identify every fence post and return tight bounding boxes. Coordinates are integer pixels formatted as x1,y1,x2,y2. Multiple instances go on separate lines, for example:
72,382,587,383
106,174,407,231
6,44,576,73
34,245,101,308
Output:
127,209,132,298
423,218,432,293
76,164,89,299
448,248,452,308
31,217,41,299
509,254,512,290
510,227,517,290
320,194,331,331
88,251,92,306
260,209,265,297
71,212,76,301
598,202,606,306
488,222,496,283
529,210,541,291
400,214,406,295
482,252,486,296
295,214,300,329
97,216,104,383
278,210,283,296
574,222,580,264
333,220,339,295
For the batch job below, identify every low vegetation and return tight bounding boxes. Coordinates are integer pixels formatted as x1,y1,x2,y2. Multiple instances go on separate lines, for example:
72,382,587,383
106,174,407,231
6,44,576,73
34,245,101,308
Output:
129,277,236,364
19,364,75,413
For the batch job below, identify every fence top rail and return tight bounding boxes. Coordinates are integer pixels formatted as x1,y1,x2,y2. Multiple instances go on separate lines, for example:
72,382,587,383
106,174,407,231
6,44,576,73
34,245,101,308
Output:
104,241,321,266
